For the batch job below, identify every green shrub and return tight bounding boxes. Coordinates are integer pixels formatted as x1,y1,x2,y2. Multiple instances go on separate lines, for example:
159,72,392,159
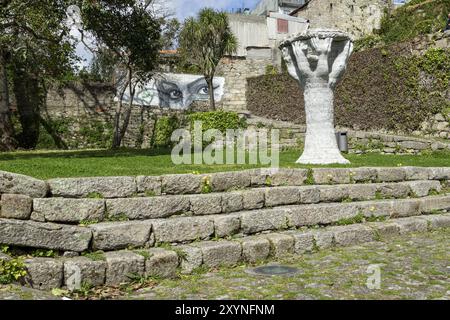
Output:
152,115,180,148
0,258,27,285
79,119,113,149
379,0,450,44
187,111,247,135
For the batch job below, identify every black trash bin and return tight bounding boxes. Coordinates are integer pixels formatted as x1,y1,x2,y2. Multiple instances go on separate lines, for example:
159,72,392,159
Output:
335,132,348,153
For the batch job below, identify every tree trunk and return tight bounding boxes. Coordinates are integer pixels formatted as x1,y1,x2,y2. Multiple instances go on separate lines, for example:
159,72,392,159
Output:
12,70,41,149
112,76,129,149
298,85,348,164
117,82,136,148
206,75,216,111
0,50,16,151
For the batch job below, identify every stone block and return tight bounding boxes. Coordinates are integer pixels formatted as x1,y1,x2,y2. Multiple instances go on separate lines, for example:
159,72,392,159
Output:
242,190,265,210
189,194,222,215
367,222,400,239
221,193,244,213
390,199,421,218
240,208,289,234
161,174,203,195
378,183,410,198
0,171,48,198
288,203,359,227
107,196,189,220
312,168,351,184
419,214,450,229
348,184,377,201
298,187,320,204
349,168,377,182
331,225,374,246
90,221,152,251
265,233,294,257
287,231,315,254
319,186,349,202
64,257,106,288
428,167,450,180
210,171,251,192
0,194,32,220
240,237,271,263
144,248,179,278
105,251,145,286
48,176,136,198
213,214,241,238
151,216,214,243
419,196,450,213
376,168,406,182
136,176,162,195
32,198,105,223
0,219,92,252
24,258,63,290
192,241,242,267
269,169,308,186
403,167,429,181
265,187,300,207
407,180,441,197
178,245,203,274
394,218,428,234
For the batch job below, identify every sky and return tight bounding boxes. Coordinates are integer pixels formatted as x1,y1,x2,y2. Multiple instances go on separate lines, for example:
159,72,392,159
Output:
73,0,262,68
167,0,261,21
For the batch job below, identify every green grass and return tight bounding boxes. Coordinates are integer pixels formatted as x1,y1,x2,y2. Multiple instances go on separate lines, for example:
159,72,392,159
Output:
0,148,448,179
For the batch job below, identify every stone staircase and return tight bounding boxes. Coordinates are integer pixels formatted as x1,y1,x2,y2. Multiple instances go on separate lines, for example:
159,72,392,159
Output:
0,167,449,290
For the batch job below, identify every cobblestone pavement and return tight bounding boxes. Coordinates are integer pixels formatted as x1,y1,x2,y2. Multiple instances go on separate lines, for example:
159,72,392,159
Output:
0,284,60,300
1,229,448,300
127,229,450,300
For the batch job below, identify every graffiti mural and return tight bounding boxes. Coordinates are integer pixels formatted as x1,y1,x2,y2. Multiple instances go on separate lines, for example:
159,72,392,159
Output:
116,73,225,109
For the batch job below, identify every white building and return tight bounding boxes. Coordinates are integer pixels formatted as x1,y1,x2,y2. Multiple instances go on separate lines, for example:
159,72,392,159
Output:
252,0,307,16
228,12,309,58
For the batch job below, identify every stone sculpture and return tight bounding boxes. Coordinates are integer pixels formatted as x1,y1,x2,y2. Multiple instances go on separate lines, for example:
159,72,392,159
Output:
280,29,354,164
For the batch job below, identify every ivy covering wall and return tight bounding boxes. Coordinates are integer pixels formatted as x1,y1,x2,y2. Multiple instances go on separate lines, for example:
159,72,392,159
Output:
247,44,450,133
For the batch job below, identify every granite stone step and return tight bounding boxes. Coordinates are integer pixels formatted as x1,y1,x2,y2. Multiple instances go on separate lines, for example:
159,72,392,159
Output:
26,180,444,223
44,167,450,198
17,212,450,290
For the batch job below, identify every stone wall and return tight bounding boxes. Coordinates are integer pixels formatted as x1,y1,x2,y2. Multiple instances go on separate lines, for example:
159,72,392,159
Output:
246,117,450,154
292,0,391,39
217,56,272,113
1,167,449,289
43,83,190,149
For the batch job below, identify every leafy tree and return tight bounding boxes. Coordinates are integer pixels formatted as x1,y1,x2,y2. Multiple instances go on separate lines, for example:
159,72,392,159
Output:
79,0,162,148
179,8,237,110
0,0,76,150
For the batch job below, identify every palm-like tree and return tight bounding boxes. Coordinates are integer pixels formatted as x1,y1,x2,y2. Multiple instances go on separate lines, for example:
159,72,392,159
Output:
179,8,237,110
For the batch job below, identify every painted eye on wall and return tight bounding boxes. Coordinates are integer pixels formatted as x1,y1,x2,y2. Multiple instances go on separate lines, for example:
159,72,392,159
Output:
197,86,209,95
169,90,183,100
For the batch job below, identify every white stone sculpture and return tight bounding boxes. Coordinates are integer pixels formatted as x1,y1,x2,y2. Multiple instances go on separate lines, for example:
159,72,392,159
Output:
280,29,354,164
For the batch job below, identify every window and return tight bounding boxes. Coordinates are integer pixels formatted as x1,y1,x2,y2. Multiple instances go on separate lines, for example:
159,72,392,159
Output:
277,19,288,33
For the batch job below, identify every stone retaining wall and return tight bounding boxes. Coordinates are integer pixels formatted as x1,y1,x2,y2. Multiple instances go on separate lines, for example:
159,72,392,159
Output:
1,214,449,289
1,167,449,290
246,117,450,153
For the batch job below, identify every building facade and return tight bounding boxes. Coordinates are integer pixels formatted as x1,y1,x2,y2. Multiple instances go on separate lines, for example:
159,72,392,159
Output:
252,0,307,16
290,0,393,38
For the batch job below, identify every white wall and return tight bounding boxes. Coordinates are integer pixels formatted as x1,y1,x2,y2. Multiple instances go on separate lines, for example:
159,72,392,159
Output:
228,14,270,57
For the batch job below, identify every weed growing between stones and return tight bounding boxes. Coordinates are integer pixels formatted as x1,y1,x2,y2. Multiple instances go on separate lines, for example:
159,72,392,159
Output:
81,251,106,261
0,258,27,285
79,219,99,226
201,175,212,194
87,192,104,199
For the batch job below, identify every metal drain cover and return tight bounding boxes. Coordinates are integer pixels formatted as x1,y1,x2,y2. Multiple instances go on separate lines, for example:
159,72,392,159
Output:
246,265,300,277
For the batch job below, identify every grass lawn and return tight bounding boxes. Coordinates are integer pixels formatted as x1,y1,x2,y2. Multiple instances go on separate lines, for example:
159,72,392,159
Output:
0,148,448,179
